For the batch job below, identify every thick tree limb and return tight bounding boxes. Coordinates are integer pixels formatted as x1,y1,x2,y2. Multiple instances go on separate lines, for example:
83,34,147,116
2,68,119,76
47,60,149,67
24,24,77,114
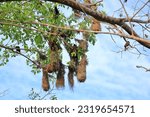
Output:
120,18,150,23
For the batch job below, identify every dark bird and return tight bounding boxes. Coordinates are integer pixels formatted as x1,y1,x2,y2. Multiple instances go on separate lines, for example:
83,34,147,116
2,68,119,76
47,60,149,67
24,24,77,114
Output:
15,46,21,53
54,6,59,17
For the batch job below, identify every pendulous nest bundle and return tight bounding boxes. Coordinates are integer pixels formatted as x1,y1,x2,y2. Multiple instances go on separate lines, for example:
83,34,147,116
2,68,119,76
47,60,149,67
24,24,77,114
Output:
41,33,90,91
77,54,88,82
41,39,65,91
42,67,50,91
40,0,103,91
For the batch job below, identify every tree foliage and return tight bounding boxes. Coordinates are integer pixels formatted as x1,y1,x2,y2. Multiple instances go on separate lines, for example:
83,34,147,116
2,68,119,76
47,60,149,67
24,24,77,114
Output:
0,0,97,92
0,0,150,93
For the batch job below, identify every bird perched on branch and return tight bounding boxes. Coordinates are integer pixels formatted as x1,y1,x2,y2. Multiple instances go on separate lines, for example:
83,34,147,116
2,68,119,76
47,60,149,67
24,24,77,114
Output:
54,6,59,18
15,46,21,53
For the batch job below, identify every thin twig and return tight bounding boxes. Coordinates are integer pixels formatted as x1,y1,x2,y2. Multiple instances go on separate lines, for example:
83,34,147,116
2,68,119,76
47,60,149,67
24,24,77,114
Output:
136,65,150,72
119,0,134,35
131,0,150,20
0,89,9,97
40,86,55,100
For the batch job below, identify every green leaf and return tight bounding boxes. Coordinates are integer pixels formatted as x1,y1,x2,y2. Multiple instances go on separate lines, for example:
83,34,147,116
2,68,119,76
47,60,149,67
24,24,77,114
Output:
35,35,43,47
88,33,96,45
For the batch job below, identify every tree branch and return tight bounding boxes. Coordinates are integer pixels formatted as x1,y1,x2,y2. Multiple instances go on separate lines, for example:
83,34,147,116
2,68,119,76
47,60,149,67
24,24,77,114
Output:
0,89,8,97
136,65,150,72
0,44,41,68
122,18,150,23
1,19,150,48
131,0,150,20
1,0,150,49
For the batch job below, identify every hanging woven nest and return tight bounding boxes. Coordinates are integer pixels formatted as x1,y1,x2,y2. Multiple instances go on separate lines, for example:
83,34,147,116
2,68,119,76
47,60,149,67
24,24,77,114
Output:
42,67,50,91
56,62,65,88
77,54,88,82
68,66,74,88
91,18,101,33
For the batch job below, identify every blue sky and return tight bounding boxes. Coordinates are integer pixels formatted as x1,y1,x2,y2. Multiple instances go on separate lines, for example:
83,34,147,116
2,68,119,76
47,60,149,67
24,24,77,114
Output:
0,0,150,100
